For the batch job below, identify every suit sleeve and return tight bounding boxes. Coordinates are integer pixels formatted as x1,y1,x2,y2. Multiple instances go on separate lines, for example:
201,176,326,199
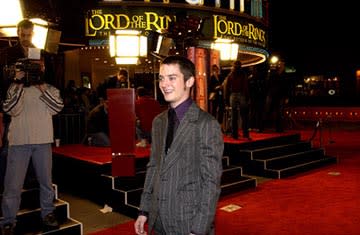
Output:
139,116,162,213
192,116,224,234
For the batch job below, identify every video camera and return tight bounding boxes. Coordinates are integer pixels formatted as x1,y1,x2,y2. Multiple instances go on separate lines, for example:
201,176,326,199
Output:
14,58,44,87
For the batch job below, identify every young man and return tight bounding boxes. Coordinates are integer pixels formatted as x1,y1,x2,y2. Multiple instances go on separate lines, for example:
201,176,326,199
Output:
134,55,224,235
0,19,64,235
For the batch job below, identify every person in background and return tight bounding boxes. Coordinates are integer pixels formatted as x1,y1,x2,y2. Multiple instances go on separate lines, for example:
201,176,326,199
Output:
208,64,225,126
135,86,161,147
134,55,223,235
62,79,79,113
84,99,110,147
0,47,64,234
106,68,128,89
224,60,251,139
96,69,129,102
264,61,290,133
248,64,267,133
77,87,93,116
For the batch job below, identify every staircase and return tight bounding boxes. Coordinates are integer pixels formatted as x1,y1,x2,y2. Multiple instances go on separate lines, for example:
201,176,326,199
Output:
0,179,83,235
229,133,338,179
49,132,337,220
101,155,257,217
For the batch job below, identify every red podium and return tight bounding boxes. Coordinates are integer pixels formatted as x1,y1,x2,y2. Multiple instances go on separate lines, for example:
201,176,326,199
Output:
107,89,136,176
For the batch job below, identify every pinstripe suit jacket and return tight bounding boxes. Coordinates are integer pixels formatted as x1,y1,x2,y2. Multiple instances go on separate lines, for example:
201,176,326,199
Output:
139,102,224,234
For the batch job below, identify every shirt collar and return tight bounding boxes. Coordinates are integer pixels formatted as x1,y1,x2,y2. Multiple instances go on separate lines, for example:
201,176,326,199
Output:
173,98,193,122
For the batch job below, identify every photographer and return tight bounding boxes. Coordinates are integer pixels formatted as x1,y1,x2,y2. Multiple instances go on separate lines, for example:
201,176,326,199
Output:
0,19,36,193
0,20,64,234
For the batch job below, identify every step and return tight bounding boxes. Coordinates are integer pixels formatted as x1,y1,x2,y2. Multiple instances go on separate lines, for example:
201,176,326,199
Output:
240,141,312,160
22,218,83,235
225,133,301,152
266,155,338,178
1,199,82,235
113,171,147,191
0,185,59,214
106,187,141,219
226,133,302,164
221,164,257,196
221,176,257,196
239,142,338,179
221,165,244,184
245,133,302,149
247,148,327,176
99,174,144,218
264,148,326,169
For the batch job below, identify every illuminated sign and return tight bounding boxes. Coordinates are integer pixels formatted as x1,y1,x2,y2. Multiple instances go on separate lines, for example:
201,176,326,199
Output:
213,15,266,46
86,9,174,37
85,8,267,48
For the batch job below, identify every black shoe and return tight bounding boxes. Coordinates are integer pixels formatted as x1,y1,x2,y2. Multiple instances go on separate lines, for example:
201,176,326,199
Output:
42,212,59,231
1,223,15,235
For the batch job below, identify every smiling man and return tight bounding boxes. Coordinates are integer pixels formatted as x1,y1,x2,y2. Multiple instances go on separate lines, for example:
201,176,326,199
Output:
134,55,224,235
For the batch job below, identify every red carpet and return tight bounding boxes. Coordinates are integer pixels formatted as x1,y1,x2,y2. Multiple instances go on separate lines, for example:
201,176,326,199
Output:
52,144,151,165
53,131,298,165
87,127,360,235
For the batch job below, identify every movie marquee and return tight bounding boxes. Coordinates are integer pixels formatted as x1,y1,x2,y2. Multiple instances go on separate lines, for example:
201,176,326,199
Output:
84,0,269,66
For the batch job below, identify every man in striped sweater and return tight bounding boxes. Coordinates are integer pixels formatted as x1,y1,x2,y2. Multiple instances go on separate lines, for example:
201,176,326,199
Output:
0,57,64,234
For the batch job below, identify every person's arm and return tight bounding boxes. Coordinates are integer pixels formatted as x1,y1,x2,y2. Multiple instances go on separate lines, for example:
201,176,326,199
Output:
2,83,24,116
38,83,64,115
191,117,224,234
222,76,229,105
135,115,164,234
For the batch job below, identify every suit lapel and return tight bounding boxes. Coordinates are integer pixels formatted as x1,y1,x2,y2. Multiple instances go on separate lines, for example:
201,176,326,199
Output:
161,103,199,174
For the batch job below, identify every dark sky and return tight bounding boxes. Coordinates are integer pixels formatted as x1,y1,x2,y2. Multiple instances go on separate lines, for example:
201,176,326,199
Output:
269,1,359,75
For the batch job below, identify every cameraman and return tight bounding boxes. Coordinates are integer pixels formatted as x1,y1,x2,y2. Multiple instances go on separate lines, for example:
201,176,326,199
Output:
1,19,36,188
0,19,64,234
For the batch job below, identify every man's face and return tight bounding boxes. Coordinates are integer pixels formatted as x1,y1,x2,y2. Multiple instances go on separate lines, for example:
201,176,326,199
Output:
117,74,126,82
159,63,194,108
18,27,33,48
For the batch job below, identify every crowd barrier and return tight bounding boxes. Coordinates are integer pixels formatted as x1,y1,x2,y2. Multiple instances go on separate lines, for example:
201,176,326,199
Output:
53,112,86,144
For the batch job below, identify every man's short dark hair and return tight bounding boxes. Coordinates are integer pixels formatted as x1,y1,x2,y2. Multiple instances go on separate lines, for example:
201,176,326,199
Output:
17,19,34,30
136,86,147,97
161,55,195,81
118,69,128,78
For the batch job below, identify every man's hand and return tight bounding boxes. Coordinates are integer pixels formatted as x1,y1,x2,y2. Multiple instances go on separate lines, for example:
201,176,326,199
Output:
134,215,147,235
14,71,25,81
